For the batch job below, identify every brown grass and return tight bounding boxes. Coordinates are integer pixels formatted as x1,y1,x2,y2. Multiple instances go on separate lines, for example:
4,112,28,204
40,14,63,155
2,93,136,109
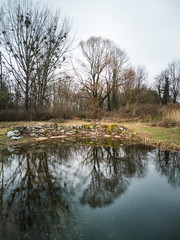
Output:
161,104,180,127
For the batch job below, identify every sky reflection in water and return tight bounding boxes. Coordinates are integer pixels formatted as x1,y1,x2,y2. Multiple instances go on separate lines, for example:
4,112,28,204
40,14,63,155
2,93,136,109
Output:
0,140,180,240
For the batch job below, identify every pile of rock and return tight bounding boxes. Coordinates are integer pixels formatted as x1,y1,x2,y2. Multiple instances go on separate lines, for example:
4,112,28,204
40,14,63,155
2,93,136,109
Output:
7,123,134,141
7,126,29,140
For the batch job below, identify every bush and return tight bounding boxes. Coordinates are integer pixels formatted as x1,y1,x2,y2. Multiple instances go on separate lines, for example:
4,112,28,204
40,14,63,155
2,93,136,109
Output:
0,109,54,121
116,104,161,120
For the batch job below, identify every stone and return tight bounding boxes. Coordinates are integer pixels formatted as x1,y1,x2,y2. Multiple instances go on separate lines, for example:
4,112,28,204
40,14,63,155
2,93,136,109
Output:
59,129,65,133
11,136,22,140
7,131,15,139
50,123,57,128
14,134,21,137
35,125,43,129
37,129,45,134
37,137,48,141
13,130,20,134
66,132,73,135
30,133,36,137
104,135,111,138
43,124,52,128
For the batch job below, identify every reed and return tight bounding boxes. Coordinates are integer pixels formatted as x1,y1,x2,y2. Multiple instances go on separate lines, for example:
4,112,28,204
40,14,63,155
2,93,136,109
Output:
162,104,180,127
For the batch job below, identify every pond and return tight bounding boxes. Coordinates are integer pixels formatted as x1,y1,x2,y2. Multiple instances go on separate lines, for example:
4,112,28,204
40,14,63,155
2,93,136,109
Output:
0,139,180,240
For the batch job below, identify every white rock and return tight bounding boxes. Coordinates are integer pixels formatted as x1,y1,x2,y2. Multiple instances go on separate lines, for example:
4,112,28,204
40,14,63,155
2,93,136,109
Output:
11,136,22,140
7,131,15,139
13,130,20,134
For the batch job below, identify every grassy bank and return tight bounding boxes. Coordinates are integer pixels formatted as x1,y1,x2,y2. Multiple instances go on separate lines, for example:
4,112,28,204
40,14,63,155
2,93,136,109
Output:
0,120,179,151
120,122,180,151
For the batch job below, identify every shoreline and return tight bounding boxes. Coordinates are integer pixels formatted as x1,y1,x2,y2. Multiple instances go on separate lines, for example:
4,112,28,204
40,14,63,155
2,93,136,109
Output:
0,121,179,152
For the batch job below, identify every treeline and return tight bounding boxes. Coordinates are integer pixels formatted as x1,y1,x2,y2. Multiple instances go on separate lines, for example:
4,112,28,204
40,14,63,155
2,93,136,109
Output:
0,0,179,120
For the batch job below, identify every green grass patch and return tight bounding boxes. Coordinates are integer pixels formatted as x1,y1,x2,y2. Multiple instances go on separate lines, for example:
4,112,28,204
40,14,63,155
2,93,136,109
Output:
119,122,180,150
142,127,180,145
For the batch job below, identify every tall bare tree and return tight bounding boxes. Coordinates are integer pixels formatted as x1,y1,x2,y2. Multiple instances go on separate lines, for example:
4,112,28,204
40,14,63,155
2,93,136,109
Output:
75,36,128,115
105,46,128,111
168,60,180,103
0,0,72,110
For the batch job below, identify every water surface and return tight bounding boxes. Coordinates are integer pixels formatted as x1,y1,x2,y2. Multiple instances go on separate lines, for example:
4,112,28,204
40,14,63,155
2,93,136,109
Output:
0,139,180,240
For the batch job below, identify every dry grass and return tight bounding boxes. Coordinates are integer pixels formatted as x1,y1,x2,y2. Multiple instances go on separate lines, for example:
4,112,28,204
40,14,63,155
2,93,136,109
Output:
162,104,180,127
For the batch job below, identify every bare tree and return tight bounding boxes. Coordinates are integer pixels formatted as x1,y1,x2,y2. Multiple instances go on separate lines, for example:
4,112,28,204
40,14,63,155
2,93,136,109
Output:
51,73,76,118
155,60,180,105
75,36,128,115
134,65,148,89
168,60,180,103
120,67,136,105
0,0,72,110
118,65,149,106
105,46,128,110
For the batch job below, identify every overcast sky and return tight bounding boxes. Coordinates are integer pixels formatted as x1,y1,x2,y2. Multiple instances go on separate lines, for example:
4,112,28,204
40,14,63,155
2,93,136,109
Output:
42,0,180,83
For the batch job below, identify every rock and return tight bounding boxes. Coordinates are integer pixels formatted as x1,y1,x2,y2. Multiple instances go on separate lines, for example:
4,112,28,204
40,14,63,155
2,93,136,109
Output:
66,132,73,135
14,126,28,134
13,130,20,134
30,133,36,137
59,129,65,133
7,131,15,139
11,136,22,140
14,134,21,137
50,123,57,128
37,137,48,141
35,125,43,129
37,129,45,134
104,135,111,138
43,124,52,128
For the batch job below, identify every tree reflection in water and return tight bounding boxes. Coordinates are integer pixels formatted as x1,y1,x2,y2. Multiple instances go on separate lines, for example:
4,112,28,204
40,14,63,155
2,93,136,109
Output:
155,150,180,187
0,140,178,240
0,144,73,240
79,144,149,208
